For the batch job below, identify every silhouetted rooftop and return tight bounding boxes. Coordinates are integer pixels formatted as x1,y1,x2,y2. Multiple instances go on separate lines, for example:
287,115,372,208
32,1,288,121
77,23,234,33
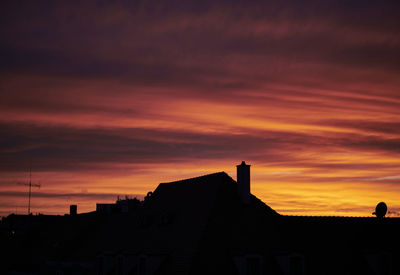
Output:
2,171,400,274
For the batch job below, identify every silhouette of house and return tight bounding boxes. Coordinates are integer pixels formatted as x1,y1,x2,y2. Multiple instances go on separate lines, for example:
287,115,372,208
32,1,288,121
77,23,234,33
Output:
96,197,142,214
1,161,400,275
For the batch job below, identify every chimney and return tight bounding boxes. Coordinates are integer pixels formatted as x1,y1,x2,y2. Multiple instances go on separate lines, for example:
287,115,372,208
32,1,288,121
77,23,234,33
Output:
237,161,250,204
70,205,77,216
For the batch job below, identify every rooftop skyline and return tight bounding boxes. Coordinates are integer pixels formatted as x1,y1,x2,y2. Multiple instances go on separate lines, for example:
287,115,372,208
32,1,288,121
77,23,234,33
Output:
1,0,400,217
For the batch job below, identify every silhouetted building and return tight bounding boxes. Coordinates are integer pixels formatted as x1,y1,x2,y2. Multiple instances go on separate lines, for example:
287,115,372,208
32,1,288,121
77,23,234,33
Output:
96,197,142,214
96,203,116,214
70,204,77,216
1,162,399,275
237,161,251,204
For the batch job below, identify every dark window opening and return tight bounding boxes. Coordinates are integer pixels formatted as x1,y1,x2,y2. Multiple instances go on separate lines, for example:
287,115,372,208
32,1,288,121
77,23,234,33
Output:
117,256,123,275
290,256,304,275
98,257,104,275
246,257,261,275
138,257,146,275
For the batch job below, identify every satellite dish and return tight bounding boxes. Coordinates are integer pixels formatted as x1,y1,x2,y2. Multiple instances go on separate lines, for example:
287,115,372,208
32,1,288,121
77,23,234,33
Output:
372,202,387,218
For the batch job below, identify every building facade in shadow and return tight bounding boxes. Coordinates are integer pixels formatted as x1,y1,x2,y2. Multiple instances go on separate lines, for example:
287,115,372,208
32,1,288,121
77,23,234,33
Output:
1,162,399,275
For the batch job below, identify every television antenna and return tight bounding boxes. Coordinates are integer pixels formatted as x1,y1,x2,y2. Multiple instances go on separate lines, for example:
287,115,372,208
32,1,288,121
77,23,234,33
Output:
16,166,41,215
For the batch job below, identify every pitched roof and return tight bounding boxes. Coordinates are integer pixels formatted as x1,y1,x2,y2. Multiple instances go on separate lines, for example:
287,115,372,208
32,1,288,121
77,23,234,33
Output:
93,171,278,273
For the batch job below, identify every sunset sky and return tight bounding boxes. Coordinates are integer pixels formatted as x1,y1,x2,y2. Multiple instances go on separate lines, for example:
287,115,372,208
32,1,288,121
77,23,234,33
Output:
1,0,400,217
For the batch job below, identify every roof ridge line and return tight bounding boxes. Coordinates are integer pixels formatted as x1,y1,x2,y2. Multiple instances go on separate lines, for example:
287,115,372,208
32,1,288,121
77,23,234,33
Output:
160,171,229,185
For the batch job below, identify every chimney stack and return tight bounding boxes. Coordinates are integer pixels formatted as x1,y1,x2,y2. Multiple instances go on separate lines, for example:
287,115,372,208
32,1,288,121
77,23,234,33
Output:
70,205,77,216
237,161,250,204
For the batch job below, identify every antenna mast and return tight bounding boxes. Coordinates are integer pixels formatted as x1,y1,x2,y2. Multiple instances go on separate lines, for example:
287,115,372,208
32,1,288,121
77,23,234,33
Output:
28,166,32,215
17,165,41,215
